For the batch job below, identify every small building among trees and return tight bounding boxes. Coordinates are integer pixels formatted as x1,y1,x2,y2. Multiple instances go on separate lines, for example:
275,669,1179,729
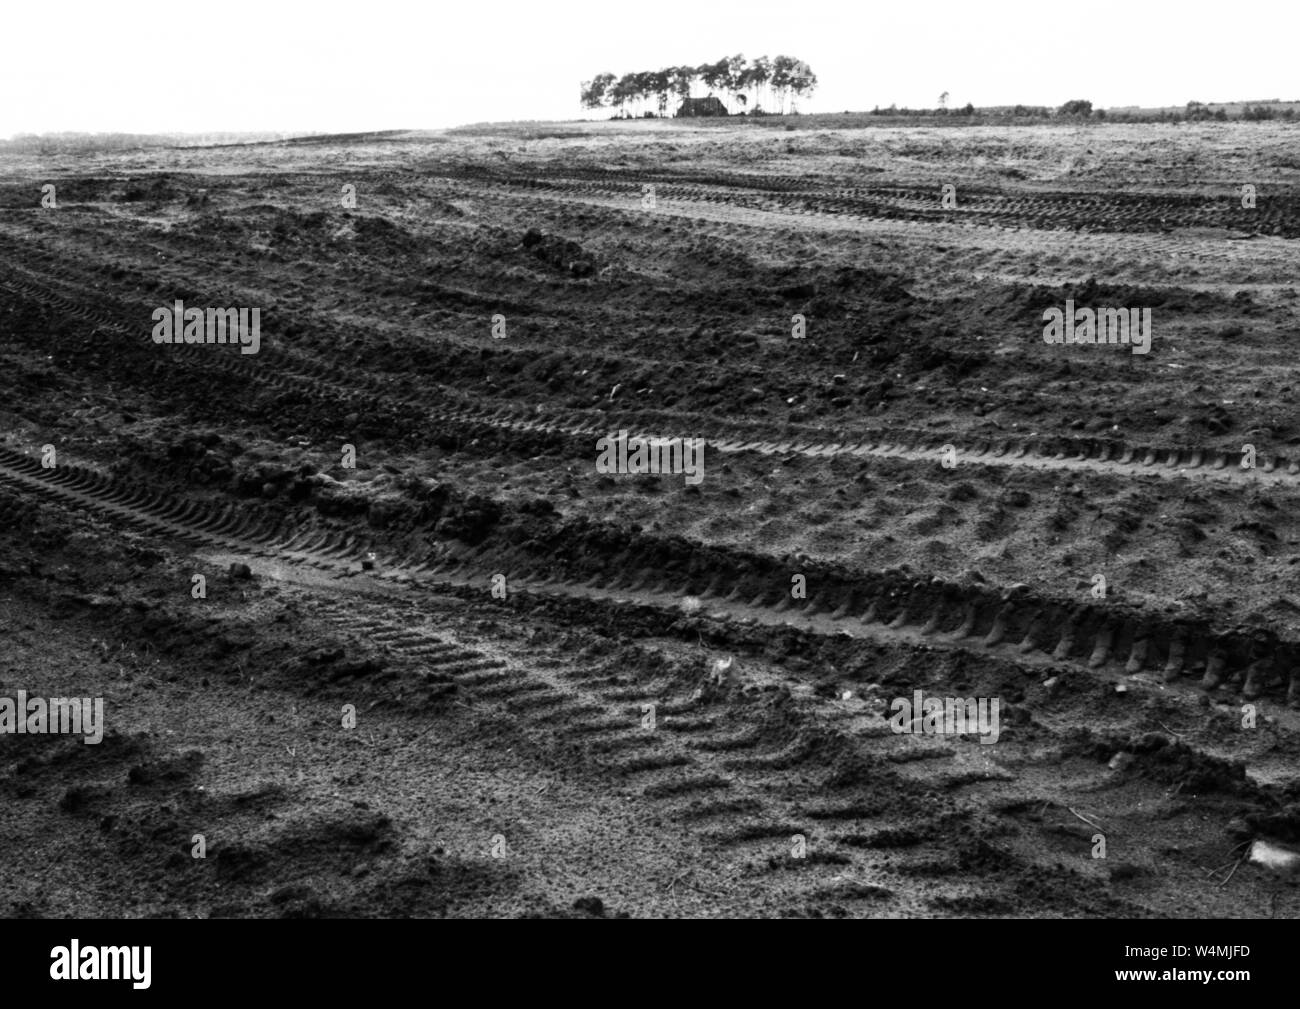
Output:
676,96,728,117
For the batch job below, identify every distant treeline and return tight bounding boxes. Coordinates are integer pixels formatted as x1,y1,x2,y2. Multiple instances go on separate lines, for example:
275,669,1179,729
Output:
0,131,311,154
867,98,1298,122
581,55,817,118
868,100,1079,118
1173,101,1296,122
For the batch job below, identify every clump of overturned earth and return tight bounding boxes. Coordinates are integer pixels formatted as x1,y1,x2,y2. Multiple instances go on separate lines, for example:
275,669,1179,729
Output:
521,228,595,278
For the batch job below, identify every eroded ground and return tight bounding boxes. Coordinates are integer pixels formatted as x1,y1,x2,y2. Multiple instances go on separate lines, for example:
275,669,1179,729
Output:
2,119,1300,917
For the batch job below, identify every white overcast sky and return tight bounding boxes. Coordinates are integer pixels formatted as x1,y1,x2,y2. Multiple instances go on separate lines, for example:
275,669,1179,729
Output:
2,0,1295,137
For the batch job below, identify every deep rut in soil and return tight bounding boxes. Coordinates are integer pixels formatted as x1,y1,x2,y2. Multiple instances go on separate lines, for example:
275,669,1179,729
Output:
2,444,1296,706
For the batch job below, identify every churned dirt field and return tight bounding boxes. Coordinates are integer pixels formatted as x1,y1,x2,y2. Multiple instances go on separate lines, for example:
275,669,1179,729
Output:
3,118,1300,918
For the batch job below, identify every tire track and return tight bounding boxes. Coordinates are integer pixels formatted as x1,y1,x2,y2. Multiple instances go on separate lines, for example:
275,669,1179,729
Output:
453,169,1300,237
1,264,1296,489
300,593,1026,912
1,444,1296,704
464,176,1300,285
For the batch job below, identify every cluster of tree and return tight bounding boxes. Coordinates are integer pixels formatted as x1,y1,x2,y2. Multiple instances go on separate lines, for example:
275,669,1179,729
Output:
835,98,1298,125
1185,102,1230,122
871,103,977,116
867,99,1094,118
581,55,818,118
1057,98,1298,122
872,96,1299,123
1109,101,1295,123
1242,104,1292,120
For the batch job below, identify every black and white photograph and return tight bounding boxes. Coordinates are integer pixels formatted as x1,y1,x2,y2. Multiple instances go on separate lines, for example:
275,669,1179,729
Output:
0,0,1294,975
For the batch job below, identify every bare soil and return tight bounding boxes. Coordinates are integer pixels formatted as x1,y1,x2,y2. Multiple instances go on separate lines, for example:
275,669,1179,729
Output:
3,119,1300,917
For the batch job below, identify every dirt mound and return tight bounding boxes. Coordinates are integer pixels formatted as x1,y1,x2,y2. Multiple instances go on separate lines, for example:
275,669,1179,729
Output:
1066,729,1252,794
521,227,596,277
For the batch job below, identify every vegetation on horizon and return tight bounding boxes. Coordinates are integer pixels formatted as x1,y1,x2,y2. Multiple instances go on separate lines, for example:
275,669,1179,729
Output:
863,97,1297,123
0,131,310,154
581,55,818,118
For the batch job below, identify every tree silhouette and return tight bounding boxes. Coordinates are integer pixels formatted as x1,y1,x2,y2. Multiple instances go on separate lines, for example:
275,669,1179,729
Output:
749,56,772,112
649,68,672,117
1057,99,1093,117
698,58,732,103
770,55,795,113
634,71,658,116
613,73,640,116
670,66,695,110
581,55,816,118
789,60,817,112
725,54,748,110
580,73,615,113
